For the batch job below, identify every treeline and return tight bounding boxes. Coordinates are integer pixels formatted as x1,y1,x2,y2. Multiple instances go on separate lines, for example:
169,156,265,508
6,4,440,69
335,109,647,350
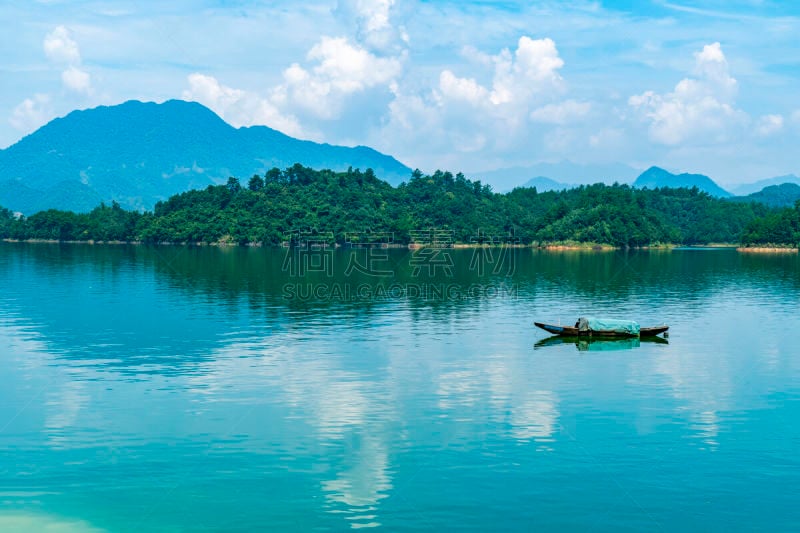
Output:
0,164,795,247
740,201,800,246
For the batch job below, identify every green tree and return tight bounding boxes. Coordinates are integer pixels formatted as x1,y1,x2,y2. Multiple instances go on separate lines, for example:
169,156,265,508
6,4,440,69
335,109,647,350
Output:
248,175,265,191
226,177,242,194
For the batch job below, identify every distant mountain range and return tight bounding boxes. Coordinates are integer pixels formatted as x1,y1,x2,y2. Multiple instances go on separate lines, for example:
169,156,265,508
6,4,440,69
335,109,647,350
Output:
1,100,797,215
510,165,736,198
478,163,800,204
472,161,640,192
730,174,800,196
0,99,411,214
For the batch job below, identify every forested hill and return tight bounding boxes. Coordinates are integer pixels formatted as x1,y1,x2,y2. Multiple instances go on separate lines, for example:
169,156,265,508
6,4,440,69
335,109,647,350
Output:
733,183,800,208
1,164,795,247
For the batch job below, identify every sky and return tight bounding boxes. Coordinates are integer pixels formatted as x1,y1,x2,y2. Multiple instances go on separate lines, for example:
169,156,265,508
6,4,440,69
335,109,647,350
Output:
1,0,799,185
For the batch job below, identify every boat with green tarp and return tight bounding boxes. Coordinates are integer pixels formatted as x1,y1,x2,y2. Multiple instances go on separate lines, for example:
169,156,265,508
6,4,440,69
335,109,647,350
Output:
534,317,669,338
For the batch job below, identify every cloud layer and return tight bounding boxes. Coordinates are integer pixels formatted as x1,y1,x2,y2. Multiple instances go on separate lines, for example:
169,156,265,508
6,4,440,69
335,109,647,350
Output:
3,1,799,184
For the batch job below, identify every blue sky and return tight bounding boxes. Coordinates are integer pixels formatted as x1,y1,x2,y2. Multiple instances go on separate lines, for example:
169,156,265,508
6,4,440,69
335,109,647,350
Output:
2,0,799,185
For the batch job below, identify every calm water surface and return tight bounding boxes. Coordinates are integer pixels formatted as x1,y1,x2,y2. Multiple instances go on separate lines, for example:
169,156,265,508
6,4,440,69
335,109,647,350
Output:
0,243,798,531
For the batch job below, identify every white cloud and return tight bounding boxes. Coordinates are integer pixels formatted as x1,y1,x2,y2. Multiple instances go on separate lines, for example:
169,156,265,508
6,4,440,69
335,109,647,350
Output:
336,0,407,52
9,94,52,132
422,37,566,118
308,36,402,92
490,37,564,106
530,100,591,125
437,70,488,105
61,66,92,95
378,35,571,165
42,25,93,95
3,27,83,133
182,73,304,137
276,36,403,119
43,26,81,65
692,42,737,100
628,42,746,145
184,73,246,113
755,114,783,137
429,36,566,118
181,17,405,144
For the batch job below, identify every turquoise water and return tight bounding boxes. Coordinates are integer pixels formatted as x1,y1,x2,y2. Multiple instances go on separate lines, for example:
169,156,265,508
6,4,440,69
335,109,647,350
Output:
0,243,798,531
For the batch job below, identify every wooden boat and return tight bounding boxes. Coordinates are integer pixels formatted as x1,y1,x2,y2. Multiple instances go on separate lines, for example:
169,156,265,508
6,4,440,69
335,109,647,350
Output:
534,322,669,338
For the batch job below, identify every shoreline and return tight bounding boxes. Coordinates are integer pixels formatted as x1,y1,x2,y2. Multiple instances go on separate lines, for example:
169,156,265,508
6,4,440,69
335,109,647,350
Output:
1,238,770,250
736,246,798,253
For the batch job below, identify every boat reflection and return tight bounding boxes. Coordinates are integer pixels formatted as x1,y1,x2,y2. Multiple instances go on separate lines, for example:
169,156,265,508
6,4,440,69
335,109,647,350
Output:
534,335,669,351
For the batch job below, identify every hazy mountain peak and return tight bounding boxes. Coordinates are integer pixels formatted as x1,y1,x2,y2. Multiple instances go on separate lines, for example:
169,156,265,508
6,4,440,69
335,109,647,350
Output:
518,176,575,192
640,165,671,177
633,166,731,197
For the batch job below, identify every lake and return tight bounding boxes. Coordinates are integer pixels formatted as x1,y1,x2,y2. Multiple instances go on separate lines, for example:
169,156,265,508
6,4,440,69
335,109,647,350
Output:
0,243,798,531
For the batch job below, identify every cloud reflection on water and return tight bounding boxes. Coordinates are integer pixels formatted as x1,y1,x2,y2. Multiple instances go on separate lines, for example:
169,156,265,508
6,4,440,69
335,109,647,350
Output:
1,245,799,530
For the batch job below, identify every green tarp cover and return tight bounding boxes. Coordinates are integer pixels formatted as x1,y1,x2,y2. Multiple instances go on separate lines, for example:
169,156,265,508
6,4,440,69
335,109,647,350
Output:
580,317,640,335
